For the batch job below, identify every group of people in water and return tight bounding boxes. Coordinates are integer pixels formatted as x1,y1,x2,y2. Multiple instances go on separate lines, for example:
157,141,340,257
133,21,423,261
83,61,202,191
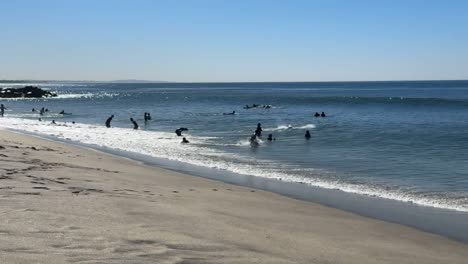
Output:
244,104,272,109
1,102,325,146
315,112,326,117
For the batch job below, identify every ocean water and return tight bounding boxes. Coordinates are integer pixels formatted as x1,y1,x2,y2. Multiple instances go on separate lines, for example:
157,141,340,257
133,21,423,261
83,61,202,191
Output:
1,81,468,212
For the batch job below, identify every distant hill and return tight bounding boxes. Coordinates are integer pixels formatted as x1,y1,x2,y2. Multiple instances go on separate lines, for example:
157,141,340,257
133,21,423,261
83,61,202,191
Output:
107,79,168,83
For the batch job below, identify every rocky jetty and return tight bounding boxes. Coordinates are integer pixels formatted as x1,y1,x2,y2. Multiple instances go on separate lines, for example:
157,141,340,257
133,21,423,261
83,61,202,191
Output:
0,86,57,98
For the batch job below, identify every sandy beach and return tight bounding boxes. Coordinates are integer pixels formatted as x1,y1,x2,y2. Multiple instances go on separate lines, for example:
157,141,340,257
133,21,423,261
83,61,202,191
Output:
0,129,467,264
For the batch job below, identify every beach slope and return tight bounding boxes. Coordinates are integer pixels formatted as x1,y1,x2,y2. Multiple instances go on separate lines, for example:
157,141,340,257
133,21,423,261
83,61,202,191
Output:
0,130,467,264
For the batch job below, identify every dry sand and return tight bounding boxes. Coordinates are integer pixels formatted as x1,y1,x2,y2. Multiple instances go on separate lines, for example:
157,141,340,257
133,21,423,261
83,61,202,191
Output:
0,129,467,264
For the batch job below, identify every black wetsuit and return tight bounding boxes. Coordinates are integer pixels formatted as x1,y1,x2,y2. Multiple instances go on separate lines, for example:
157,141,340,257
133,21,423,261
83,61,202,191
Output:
105,116,113,128
131,119,139,130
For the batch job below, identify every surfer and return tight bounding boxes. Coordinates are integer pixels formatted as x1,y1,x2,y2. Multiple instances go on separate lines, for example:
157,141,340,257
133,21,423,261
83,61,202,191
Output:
305,130,311,139
130,118,139,130
255,123,262,137
223,111,235,115
321,112,326,117
105,115,114,128
181,137,190,144
314,112,320,117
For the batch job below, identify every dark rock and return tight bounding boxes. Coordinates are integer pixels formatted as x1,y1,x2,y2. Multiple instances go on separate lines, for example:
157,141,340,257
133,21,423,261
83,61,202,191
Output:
0,86,57,98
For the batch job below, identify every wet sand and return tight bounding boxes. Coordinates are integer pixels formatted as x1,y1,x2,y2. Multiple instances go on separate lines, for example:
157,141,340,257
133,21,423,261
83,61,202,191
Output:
0,129,467,264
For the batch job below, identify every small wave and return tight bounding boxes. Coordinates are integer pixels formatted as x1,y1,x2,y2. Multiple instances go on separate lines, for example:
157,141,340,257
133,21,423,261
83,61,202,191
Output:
0,117,467,212
265,124,316,131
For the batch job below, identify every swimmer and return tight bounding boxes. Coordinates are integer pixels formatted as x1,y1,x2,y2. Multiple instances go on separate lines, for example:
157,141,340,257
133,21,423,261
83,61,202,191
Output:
72,121,76,124
32,108,36,112
38,118,42,121
314,112,320,117
321,112,326,117
130,118,139,130
267,134,274,141
105,115,114,128
305,130,311,139
181,137,190,144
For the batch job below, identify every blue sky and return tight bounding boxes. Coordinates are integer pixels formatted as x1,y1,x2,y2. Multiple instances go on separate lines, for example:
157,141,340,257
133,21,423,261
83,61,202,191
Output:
1,0,467,82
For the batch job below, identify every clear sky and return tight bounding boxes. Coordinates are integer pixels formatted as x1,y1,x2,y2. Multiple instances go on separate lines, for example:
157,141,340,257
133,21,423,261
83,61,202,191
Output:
1,0,468,82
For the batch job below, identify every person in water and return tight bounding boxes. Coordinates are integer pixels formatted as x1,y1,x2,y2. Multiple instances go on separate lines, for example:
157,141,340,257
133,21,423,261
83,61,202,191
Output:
105,115,114,128
130,118,139,130
51,120,56,124
45,109,49,112
147,112,152,120
305,130,311,139
249,134,259,146
0,104,6,117
314,112,320,117
223,111,235,115
59,110,65,114
175,127,188,136
40,107,45,116
181,137,190,144
38,118,42,121
144,112,148,122
255,123,262,137
321,112,326,117
32,108,36,112
267,134,275,141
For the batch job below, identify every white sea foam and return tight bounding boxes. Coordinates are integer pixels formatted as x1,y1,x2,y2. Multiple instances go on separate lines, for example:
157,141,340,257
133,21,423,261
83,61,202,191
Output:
265,124,316,131
1,117,467,212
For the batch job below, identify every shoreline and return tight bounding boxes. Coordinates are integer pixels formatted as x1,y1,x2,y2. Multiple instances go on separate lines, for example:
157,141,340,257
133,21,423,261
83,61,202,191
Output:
8,128,468,243
1,129,468,263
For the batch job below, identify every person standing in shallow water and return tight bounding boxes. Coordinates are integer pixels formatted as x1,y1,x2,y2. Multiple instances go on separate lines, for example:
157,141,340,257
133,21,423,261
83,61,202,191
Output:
255,123,262,137
130,118,139,130
105,115,114,128
0,104,5,117
305,130,311,139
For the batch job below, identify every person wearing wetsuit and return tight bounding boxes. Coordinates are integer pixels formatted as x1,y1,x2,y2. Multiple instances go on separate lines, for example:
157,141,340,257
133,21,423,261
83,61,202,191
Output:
0,104,5,117
267,134,273,141
105,115,114,128
181,137,190,143
130,118,139,130
59,110,65,114
175,128,182,136
314,112,320,117
305,130,311,139
321,112,326,117
255,123,262,137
